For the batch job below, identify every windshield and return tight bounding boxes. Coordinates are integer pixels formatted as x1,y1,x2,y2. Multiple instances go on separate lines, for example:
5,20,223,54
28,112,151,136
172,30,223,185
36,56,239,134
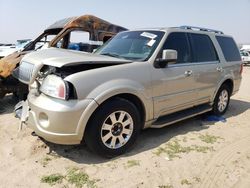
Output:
23,28,62,52
95,30,165,61
35,34,58,50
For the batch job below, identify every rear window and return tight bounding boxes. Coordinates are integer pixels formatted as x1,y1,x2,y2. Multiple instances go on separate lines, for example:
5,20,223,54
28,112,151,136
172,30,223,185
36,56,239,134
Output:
216,36,241,62
189,33,218,62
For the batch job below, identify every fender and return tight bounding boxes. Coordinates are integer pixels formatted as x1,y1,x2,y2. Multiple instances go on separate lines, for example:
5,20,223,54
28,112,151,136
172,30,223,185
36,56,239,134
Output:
75,99,99,140
74,79,153,139
211,75,234,103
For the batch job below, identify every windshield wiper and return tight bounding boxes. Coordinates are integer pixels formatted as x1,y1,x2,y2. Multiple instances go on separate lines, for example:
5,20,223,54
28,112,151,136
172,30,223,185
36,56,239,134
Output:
100,52,121,58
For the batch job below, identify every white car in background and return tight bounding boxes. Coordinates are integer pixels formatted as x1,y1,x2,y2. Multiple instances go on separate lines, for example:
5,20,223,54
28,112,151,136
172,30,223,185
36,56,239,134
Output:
240,50,250,65
0,39,31,59
0,45,16,58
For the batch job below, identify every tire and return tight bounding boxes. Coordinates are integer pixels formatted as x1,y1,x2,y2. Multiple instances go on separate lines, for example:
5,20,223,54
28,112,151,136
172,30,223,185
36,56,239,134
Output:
12,92,28,101
212,84,231,116
84,97,141,158
0,91,6,99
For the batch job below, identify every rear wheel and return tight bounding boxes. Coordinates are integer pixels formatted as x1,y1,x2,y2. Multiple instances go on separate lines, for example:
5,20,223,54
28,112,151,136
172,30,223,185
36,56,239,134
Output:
212,84,230,115
0,91,6,99
84,98,141,158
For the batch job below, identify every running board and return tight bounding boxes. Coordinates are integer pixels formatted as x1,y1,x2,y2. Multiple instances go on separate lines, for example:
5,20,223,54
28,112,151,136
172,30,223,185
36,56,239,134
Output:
151,104,212,128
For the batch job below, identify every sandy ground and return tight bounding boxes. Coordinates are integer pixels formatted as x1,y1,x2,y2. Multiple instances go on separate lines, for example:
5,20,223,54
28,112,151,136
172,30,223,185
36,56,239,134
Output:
0,67,250,188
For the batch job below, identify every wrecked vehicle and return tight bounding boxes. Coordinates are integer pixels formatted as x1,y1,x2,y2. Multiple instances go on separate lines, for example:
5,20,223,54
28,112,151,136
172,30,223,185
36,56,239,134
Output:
0,15,127,99
16,26,242,157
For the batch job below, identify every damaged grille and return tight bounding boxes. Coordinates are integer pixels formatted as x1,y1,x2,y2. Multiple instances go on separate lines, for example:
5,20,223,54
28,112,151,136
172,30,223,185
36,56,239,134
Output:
13,61,35,84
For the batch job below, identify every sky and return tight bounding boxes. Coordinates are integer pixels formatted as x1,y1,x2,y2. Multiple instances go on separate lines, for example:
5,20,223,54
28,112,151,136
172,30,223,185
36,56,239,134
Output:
0,0,250,44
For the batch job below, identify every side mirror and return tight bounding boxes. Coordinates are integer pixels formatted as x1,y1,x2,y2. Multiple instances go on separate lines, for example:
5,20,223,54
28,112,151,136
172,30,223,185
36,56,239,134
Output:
154,49,177,68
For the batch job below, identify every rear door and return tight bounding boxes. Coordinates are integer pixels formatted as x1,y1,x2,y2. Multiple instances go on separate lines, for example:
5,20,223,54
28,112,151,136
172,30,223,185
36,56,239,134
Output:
188,33,222,104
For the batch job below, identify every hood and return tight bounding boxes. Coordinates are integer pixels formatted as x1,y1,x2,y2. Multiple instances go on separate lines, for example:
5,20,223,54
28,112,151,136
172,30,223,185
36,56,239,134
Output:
23,48,131,68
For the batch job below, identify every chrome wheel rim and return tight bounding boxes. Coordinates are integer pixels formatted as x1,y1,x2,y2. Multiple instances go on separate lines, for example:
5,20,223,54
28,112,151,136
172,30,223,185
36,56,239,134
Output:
101,111,134,149
218,89,229,112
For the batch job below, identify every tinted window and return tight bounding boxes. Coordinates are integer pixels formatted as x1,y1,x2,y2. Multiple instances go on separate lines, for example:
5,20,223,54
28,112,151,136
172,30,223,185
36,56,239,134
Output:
216,36,241,62
189,33,218,62
162,32,191,63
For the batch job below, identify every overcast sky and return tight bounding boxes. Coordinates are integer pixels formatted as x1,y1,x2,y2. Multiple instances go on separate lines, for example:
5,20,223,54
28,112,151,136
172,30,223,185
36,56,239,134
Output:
0,0,250,44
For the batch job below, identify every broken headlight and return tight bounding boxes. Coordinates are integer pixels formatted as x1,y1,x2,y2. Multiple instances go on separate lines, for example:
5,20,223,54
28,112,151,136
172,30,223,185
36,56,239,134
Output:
40,75,69,100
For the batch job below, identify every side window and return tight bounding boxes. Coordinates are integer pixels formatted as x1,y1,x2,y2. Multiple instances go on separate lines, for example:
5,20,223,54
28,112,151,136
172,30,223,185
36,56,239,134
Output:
216,36,241,62
162,32,191,63
189,33,218,62
55,30,99,52
68,31,91,51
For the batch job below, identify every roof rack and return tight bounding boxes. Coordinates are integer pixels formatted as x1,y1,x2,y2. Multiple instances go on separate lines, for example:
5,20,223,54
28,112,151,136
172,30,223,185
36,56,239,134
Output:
180,25,224,34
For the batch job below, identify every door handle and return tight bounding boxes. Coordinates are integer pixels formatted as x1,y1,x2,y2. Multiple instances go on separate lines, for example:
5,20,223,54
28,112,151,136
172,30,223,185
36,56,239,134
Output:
216,67,223,72
184,70,193,76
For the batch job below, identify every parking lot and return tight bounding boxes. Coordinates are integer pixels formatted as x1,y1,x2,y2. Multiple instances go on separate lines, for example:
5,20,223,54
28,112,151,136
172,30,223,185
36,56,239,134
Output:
0,66,250,188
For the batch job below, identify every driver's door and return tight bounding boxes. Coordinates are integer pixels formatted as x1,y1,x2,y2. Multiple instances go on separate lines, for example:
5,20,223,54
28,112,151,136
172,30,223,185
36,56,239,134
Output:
151,32,198,119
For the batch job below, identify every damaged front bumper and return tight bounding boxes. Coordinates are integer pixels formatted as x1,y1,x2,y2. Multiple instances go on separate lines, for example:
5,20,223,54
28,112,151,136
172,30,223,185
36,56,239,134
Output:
14,100,29,121
14,92,98,145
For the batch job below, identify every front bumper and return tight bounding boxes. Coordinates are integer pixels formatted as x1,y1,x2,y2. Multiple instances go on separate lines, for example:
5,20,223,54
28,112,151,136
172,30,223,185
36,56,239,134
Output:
25,92,98,145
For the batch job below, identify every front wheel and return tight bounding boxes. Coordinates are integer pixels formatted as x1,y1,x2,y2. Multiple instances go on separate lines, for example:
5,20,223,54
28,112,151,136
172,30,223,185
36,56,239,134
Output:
84,98,141,158
212,84,231,116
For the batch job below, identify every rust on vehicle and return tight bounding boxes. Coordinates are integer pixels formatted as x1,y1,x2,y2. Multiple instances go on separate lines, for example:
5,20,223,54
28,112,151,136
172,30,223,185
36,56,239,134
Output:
0,15,127,78
0,14,127,98
50,14,127,47
0,52,26,78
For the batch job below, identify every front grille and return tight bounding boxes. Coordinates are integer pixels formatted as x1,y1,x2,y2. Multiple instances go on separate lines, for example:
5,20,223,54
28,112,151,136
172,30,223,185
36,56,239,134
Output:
13,61,35,84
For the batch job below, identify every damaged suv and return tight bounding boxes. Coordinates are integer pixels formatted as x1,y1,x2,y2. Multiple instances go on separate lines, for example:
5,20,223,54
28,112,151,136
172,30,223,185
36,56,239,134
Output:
0,15,127,99
16,26,242,157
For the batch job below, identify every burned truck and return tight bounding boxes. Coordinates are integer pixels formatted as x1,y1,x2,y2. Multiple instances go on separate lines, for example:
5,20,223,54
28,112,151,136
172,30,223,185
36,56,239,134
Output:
0,15,127,99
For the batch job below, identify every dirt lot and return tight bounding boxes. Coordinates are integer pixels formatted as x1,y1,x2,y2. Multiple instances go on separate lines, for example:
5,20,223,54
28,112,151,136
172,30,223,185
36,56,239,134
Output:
0,67,250,188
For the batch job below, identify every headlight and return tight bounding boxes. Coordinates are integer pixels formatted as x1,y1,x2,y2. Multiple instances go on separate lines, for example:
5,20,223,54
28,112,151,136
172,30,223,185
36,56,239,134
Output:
40,75,69,100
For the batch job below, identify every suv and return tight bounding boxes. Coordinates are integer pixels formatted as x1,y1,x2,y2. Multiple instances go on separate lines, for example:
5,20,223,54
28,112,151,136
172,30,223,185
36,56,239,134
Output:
16,26,242,157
